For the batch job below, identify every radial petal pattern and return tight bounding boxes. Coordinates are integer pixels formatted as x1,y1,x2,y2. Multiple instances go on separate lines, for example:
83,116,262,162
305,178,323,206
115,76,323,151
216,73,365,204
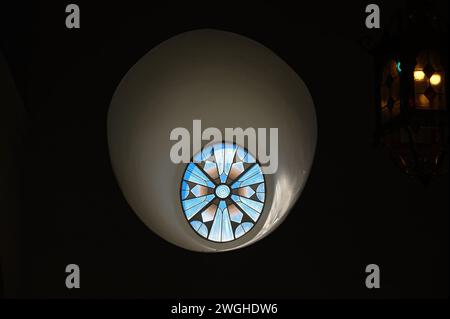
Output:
180,142,266,242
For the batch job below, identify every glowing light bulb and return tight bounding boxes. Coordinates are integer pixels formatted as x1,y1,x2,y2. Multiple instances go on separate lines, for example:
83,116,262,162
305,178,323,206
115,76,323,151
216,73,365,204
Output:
430,73,442,86
414,70,425,81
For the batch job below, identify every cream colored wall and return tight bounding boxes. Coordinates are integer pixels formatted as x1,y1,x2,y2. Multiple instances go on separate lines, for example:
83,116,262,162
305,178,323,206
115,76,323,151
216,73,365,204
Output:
108,30,317,252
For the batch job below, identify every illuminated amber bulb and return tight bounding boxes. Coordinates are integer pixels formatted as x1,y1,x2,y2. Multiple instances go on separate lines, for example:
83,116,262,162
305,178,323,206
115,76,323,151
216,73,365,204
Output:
430,73,442,86
414,70,426,81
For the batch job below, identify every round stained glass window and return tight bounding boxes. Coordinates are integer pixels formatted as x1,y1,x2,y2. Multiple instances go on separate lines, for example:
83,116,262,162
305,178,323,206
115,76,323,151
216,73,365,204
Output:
180,142,266,242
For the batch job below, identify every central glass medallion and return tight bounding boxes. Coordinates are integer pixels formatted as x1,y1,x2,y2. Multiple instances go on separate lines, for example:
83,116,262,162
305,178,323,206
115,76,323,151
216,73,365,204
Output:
180,142,266,242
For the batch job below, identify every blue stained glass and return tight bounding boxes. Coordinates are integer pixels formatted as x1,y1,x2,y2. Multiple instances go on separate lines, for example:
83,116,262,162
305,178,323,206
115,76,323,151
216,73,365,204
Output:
233,200,260,222
221,207,234,242
216,185,230,199
239,164,260,181
240,186,255,198
191,185,205,197
239,197,263,212
241,222,253,232
197,224,208,238
204,161,218,176
190,221,208,238
235,225,245,238
231,164,262,189
182,195,211,210
239,174,264,188
231,162,244,175
229,207,243,223
184,170,208,187
209,206,223,241
214,144,225,175
230,195,240,202
193,144,213,162
183,195,215,220
218,200,227,210
181,142,266,243
256,183,264,193
236,148,256,163
190,220,202,231
236,148,247,161
256,192,265,202
234,222,254,239
182,181,190,191
224,144,237,176
243,153,256,163
185,163,215,188
201,204,217,222
219,172,228,183
181,189,190,200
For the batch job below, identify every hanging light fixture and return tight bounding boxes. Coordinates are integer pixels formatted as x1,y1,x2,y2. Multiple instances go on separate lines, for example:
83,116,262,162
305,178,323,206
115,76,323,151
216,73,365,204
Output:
366,0,448,184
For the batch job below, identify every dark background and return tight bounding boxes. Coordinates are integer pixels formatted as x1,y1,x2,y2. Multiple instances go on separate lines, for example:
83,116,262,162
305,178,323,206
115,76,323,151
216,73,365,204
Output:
0,1,448,298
